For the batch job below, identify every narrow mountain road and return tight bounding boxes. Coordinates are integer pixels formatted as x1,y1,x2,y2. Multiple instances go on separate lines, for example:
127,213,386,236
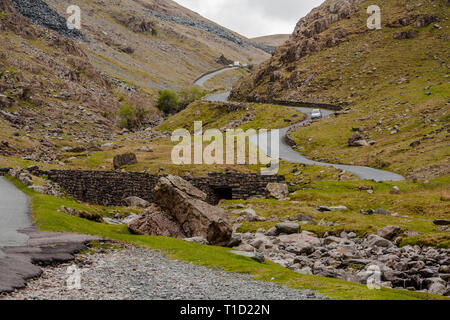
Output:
193,67,238,87
0,177,31,247
203,90,405,182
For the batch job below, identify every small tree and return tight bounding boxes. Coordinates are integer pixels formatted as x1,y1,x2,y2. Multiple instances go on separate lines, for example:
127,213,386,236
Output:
157,90,179,114
119,104,135,129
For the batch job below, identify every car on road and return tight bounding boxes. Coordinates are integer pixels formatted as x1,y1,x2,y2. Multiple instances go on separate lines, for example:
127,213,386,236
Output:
311,109,322,120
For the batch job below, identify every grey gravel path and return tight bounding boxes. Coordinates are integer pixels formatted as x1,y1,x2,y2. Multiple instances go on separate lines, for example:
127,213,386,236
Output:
3,246,326,300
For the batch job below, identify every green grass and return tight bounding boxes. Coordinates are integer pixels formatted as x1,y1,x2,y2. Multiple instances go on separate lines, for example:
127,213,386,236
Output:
156,100,305,133
230,178,450,248
7,176,448,300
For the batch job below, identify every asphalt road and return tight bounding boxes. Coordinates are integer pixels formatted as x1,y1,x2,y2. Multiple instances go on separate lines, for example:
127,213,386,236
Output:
0,177,31,247
203,90,405,182
194,67,238,87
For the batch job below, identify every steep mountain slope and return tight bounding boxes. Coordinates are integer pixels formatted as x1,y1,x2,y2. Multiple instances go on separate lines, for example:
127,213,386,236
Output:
0,0,143,162
231,0,449,179
251,34,291,47
0,0,269,163
12,0,269,91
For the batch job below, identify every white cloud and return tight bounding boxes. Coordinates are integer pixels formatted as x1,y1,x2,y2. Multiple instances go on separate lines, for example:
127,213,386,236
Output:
174,0,325,38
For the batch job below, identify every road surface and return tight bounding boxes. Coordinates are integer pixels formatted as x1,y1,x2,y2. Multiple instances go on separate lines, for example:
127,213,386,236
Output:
193,67,238,87
0,177,31,247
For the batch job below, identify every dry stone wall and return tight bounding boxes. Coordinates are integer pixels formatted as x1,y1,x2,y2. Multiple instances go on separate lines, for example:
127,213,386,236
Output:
45,170,285,206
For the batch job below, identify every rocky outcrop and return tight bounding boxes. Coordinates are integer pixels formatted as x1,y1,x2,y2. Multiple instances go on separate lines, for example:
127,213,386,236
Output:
112,11,156,34
216,54,233,66
281,0,364,63
144,10,273,54
153,175,232,246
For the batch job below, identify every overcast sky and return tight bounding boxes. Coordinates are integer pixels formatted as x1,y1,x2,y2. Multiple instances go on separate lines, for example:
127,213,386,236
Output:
174,0,325,38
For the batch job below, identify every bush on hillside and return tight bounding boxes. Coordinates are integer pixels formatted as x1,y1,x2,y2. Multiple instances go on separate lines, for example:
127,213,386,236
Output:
119,104,149,130
157,90,179,114
157,88,206,114
178,87,207,109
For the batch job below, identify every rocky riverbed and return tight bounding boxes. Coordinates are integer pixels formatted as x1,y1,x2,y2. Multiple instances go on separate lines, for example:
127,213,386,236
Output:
231,224,450,296
2,244,326,300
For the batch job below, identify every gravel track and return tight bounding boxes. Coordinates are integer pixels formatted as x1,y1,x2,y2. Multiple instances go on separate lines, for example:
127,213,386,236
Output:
3,245,326,300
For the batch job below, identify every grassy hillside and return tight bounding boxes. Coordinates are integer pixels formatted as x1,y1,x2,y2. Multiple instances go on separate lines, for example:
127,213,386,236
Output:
231,0,449,179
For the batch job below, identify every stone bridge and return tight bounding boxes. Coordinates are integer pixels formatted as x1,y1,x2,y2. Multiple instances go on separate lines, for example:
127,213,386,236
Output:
45,170,285,206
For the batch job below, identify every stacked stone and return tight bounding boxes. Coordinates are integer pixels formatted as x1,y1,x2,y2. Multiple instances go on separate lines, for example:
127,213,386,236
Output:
46,170,286,206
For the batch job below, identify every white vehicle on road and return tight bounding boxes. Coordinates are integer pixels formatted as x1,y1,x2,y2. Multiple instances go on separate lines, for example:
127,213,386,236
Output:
311,109,322,120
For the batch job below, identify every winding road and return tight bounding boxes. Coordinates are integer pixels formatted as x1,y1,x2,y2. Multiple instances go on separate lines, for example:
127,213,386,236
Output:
193,67,239,87
197,69,404,181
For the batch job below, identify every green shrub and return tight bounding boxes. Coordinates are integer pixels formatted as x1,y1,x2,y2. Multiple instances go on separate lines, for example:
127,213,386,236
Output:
157,88,206,114
119,104,149,129
178,87,207,109
157,90,179,114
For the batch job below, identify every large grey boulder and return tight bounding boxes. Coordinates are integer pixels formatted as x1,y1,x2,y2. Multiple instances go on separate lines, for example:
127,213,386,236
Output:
265,183,289,200
426,278,447,295
9,167,33,186
275,222,300,234
153,175,232,246
434,219,450,226
348,133,369,147
367,234,393,248
123,196,150,208
113,153,137,169
127,206,186,238
377,226,402,240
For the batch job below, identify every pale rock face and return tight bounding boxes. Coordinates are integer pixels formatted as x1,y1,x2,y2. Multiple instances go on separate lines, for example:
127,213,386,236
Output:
153,175,232,246
127,205,186,238
265,183,289,200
